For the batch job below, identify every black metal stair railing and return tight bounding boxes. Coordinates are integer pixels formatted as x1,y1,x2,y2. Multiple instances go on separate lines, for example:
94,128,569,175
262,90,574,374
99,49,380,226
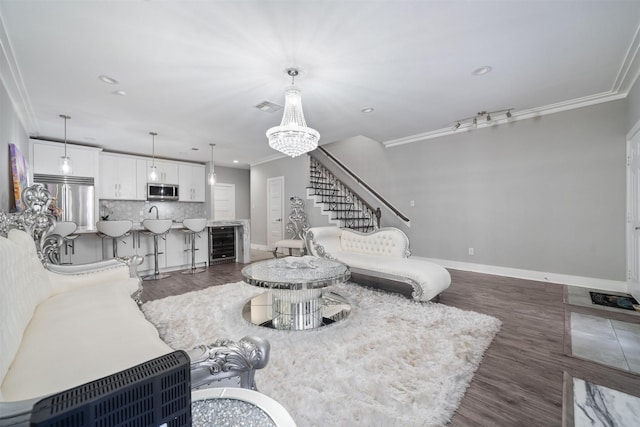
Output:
308,157,381,232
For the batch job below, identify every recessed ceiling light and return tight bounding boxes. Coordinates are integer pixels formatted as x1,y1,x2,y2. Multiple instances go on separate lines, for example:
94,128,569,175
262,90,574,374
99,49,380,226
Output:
472,66,492,76
361,107,375,113
233,160,239,163
112,90,127,96
98,75,119,84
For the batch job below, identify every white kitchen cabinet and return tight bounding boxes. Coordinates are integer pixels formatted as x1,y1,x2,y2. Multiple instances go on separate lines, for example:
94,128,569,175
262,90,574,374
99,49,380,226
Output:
136,159,149,200
165,228,208,268
32,140,100,178
100,154,138,200
178,164,206,202
148,159,179,184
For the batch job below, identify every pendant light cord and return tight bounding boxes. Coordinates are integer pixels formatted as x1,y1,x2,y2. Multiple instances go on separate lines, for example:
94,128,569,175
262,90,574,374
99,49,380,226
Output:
60,114,70,157
150,132,157,166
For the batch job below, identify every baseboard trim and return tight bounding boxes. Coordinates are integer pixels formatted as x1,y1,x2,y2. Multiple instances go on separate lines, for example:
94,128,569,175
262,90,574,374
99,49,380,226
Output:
251,243,271,252
414,256,628,293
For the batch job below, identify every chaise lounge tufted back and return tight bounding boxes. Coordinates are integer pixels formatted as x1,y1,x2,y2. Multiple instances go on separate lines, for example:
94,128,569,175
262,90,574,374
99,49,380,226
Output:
339,228,410,258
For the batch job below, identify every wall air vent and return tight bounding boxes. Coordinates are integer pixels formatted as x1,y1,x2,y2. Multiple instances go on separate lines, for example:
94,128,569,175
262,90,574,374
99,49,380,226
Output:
254,101,283,113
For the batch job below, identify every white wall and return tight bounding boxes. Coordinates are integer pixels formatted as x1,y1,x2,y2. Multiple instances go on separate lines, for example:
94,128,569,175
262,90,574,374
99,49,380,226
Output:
250,155,309,247
206,165,250,220
326,101,628,282
252,100,628,283
627,76,640,131
1,78,29,212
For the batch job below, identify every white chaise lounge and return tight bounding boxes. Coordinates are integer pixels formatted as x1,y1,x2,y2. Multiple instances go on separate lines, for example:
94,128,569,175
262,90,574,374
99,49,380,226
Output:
305,226,451,301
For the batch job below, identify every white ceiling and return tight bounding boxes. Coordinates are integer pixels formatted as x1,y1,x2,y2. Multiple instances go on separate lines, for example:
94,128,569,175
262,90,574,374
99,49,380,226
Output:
1,1,639,168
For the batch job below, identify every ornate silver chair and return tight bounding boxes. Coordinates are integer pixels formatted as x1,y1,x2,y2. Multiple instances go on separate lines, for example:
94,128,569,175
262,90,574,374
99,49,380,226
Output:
272,196,310,258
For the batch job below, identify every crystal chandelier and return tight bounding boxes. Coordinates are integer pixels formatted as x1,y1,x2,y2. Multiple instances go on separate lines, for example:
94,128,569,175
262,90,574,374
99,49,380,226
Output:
266,68,320,157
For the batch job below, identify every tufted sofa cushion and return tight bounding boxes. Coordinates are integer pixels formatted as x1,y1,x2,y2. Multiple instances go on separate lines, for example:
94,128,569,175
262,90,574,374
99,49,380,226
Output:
339,228,408,258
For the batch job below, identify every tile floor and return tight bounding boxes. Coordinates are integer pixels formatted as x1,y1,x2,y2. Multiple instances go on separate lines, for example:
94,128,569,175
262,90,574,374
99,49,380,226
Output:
566,285,640,374
570,312,640,373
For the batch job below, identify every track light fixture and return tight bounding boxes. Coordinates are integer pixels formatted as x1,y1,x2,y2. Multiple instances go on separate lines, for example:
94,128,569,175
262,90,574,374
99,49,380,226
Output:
453,108,513,131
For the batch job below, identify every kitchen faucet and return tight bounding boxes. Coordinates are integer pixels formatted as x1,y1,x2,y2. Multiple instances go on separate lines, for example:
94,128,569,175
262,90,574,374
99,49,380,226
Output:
148,205,159,219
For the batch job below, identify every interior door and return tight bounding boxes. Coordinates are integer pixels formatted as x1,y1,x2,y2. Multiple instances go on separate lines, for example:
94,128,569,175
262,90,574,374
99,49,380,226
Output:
628,135,640,300
213,183,236,220
267,176,284,248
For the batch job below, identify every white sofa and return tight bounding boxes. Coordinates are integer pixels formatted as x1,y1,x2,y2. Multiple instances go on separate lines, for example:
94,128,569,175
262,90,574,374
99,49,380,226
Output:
305,226,451,301
0,227,270,423
0,229,172,401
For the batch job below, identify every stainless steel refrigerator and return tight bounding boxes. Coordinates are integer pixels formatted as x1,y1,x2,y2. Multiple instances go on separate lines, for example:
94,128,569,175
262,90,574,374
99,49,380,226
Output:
33,174,95,227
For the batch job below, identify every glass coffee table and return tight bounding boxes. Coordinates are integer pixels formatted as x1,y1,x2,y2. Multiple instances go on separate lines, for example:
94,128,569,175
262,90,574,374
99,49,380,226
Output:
241,256,351,330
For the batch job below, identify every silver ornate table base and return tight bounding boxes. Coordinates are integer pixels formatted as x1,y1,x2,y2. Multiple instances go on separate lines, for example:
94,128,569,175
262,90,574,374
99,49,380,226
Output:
243,291,350,330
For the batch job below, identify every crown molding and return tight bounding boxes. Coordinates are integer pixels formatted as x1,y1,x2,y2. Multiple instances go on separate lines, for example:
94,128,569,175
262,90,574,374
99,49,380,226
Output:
383,90,628,148
612,22,640,94
250,151,289,167
384,23,640,149
0,10,38,133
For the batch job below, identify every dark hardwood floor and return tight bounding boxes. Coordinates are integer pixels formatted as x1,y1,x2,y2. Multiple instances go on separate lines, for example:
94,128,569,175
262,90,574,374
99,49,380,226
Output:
142,255,640,426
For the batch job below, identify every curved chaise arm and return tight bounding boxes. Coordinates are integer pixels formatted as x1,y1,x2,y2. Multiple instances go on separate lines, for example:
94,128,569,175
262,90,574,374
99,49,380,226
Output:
187,335,270,391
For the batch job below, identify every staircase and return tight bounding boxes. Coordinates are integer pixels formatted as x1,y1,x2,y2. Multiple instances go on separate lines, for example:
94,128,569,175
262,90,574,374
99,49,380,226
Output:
307,157,381,232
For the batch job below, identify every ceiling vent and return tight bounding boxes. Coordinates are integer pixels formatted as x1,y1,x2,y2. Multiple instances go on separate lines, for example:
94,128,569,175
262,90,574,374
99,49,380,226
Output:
255,101,283,113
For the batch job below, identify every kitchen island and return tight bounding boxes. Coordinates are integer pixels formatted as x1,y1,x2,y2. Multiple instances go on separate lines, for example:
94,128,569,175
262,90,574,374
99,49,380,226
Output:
60,220,250,273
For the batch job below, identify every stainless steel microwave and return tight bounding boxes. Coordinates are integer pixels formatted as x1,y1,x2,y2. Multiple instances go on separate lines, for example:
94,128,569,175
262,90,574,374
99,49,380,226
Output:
147,183,179,201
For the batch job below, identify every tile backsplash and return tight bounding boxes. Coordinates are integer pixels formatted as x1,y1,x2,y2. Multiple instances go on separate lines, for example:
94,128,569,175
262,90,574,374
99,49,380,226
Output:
100,200,206,223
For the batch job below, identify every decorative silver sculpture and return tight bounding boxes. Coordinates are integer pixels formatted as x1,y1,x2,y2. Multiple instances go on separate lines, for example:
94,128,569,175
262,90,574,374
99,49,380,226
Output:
272,196,310,258
285,196,310,240
0,184,61,264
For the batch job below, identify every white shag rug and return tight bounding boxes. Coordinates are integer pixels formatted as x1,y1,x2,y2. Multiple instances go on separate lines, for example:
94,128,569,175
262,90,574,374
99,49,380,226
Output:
142,282,501,426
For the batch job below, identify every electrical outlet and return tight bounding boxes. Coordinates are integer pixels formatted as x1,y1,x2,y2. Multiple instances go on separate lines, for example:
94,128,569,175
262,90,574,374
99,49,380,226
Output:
468,247,474,255
410,200,415,207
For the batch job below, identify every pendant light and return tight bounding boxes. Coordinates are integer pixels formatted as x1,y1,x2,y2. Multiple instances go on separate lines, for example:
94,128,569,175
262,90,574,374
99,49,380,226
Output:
208,143,216,185
149,132,158,182
266,68,320,157
58,114,72,175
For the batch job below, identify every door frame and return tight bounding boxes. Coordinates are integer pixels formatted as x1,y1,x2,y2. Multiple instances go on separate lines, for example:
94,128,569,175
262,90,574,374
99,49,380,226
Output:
627,123,640,301
267,176,285,248
213,183,236,220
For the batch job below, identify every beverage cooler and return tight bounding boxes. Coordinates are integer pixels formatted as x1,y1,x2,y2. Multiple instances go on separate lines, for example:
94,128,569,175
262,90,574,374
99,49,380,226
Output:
209,226,236,264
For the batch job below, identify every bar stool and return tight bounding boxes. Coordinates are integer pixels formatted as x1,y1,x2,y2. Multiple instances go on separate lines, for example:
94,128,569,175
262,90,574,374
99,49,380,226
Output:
142,219,173,281
181,218,208,274
51,221,78,264
96,220,133,259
